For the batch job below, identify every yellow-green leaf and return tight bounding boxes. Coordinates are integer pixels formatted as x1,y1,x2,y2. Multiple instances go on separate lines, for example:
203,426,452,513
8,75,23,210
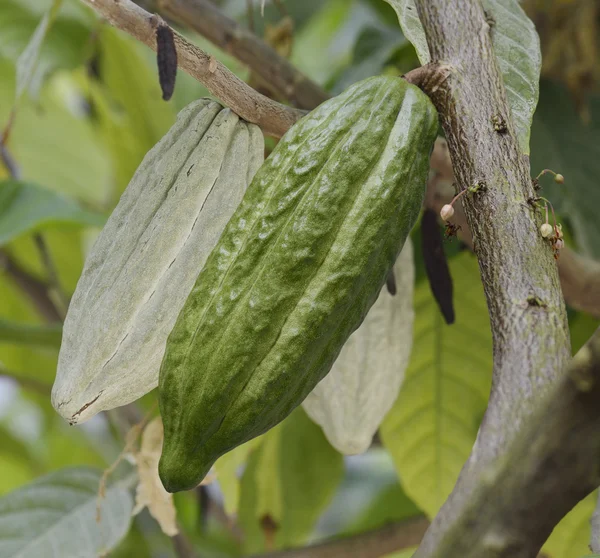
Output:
544,492,596,558
380,252,492,517
238,408,344,553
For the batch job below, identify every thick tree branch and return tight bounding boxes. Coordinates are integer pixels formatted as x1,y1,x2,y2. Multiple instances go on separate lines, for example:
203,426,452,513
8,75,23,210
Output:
412,1,572,556
422,327,600,557
428,139,600,318
155,0,328,110
252,517,429,558
80,0,305,137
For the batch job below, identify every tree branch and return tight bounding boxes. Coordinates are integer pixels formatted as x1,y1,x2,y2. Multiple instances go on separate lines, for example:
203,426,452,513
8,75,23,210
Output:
428,139,600,318
80,0,305,137
0,249,63,323
422,327,600,557
252,517,430,558
412,1,572,555
155,0,328,110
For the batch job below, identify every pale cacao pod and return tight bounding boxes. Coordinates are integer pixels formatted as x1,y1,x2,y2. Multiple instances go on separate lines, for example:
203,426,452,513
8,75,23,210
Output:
302,239,415,454
52,100,264,424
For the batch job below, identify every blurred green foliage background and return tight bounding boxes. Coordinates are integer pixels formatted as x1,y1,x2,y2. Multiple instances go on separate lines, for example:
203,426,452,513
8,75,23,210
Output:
0,1,599,557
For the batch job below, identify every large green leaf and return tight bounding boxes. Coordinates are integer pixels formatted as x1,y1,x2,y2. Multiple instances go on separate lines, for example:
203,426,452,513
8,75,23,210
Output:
0,69,113,206
384,0,541,154
380,252,492,517
292,0,382,87
0,180,105,246
0,467,133,558
214,438,261,517
238,408,344,553
530,80,600,259
543,491,596,558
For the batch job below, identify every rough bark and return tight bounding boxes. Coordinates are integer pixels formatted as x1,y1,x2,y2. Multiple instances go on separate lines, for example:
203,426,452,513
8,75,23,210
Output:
412,1,572,556
422,327,600,557
428,138,600,318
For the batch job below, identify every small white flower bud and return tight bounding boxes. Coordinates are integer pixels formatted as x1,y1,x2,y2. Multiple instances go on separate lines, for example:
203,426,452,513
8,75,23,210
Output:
440,204,455,221
540,223,553,238
554,173,564,184
555,238,564,250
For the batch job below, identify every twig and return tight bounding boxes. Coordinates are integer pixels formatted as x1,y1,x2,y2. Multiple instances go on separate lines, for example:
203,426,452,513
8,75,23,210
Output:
0,142,19,178
428,138,600,318
420,327,600,557
0,249,63,323
1,142,67,322
79,0,305,137
0,319,62,348
412,1,571,556
33,234,69,318
155,0,328,110
172,531,197,558
251,517,430,558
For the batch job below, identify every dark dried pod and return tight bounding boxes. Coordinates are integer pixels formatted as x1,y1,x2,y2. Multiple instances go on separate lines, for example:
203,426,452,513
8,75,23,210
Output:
156,24,177,101
386,269,397,295
421,208,455,324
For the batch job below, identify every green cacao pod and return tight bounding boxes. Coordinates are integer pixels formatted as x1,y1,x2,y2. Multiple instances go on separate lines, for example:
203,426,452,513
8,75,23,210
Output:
51,100,264,424
302,239,414,454
158,76,438,492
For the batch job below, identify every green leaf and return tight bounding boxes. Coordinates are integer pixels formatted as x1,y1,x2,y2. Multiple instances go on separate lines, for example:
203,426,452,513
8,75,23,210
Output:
0,455,36,498
0,467,133,558
0,426,37,468
238,408,344,553
3,76,113,206
530,80,600,259
569,312,600,355
383,548,418,558
98,26,174,195
593,494,600,555
0,180,105,246
0,0,93,91
15,0,62,100
332,25,409,94
0,319,61,348
214,439,261,518
383,1,427,63
384,0,541,154
291,0,382,86
0,272,58,382
543,491,596,558
380,252,492,518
